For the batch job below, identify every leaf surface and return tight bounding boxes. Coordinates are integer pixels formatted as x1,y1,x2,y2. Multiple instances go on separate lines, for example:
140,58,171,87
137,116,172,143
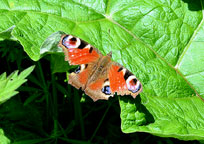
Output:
0,0,204,140
0,66,35,104
0,129,10,144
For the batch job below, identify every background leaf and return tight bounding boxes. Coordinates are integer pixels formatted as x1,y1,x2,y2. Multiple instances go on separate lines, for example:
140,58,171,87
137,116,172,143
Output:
0,0,204,141
0,129,10,144
0,66,35,104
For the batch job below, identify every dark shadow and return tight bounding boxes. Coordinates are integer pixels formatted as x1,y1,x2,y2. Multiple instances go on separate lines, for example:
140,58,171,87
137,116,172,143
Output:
182,0,203,11
68,65,78,73
0,39,33,74
120,95,155,125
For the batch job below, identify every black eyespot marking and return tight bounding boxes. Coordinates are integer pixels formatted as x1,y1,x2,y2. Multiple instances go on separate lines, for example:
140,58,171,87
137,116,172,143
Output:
124,70,133,80
117,67,123,72
74,66,81,74
78,40,87,49
101,86,111,95
127,78,141,93
131,79,137,85
89,47,93,53
70,37,77,41
85,64,88,69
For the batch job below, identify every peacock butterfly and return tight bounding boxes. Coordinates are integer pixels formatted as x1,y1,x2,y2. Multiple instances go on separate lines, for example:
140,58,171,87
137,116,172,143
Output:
58,34,142,101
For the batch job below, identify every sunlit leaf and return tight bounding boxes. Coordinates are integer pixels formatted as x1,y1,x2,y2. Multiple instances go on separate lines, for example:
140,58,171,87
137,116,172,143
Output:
0,0,203,140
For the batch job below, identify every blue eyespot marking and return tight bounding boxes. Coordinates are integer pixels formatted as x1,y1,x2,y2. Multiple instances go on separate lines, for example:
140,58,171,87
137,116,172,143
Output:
127,79,141,93
62,35,69,48
75,66,81,74
101,86,111,95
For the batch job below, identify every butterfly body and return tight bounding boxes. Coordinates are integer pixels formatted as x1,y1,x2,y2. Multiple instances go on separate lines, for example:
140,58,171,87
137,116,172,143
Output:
59,34,142,101
86,53,112,86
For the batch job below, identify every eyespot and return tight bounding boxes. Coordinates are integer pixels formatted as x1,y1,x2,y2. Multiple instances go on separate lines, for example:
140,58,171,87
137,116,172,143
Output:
62,35,81,48
126,76,141,93
101,86,112,95
70,37,77,41
78,40,87,49
74,64,87,74
74,66,81,74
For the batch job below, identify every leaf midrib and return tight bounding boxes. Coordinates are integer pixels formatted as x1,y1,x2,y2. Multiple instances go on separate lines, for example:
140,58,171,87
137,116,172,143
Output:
176,0,204,69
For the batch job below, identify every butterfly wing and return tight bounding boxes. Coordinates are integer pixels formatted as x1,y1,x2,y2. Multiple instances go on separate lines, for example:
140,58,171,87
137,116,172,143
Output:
68,63,95,90
59,34,142,101
59,34,102,90
84,61,142,101
108,62,142,98
83,55,114,101
59,34,102,65
84,78,114,101
84,67,114,101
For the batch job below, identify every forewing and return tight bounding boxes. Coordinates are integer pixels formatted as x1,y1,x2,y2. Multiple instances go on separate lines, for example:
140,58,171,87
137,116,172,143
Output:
58,34,102,65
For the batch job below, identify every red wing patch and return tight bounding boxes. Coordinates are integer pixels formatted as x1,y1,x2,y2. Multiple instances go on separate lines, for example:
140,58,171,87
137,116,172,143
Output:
109,65,127,92
68,48,100,65
88,79,104,90
59,35,101,65
78,68,90,85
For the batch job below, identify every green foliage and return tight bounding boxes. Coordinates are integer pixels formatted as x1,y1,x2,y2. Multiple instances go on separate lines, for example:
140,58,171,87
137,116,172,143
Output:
0,129,10,144
0,66,35,104
0,0,204,143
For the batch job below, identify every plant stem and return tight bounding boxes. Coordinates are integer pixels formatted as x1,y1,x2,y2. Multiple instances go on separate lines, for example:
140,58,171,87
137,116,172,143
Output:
89,103,111,142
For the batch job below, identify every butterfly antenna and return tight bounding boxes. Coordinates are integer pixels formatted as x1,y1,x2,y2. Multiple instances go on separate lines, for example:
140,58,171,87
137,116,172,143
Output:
107,51,112,57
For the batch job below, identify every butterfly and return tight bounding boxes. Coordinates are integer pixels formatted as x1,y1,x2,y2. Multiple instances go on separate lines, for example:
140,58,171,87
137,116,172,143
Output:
58,34,142,101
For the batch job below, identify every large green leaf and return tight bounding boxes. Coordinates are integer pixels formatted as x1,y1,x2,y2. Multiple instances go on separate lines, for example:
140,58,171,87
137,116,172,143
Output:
0,0,204,140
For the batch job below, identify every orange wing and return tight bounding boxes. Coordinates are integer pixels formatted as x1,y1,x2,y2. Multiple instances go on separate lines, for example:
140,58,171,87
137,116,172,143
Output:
109,63,142,98
59,34,102,65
